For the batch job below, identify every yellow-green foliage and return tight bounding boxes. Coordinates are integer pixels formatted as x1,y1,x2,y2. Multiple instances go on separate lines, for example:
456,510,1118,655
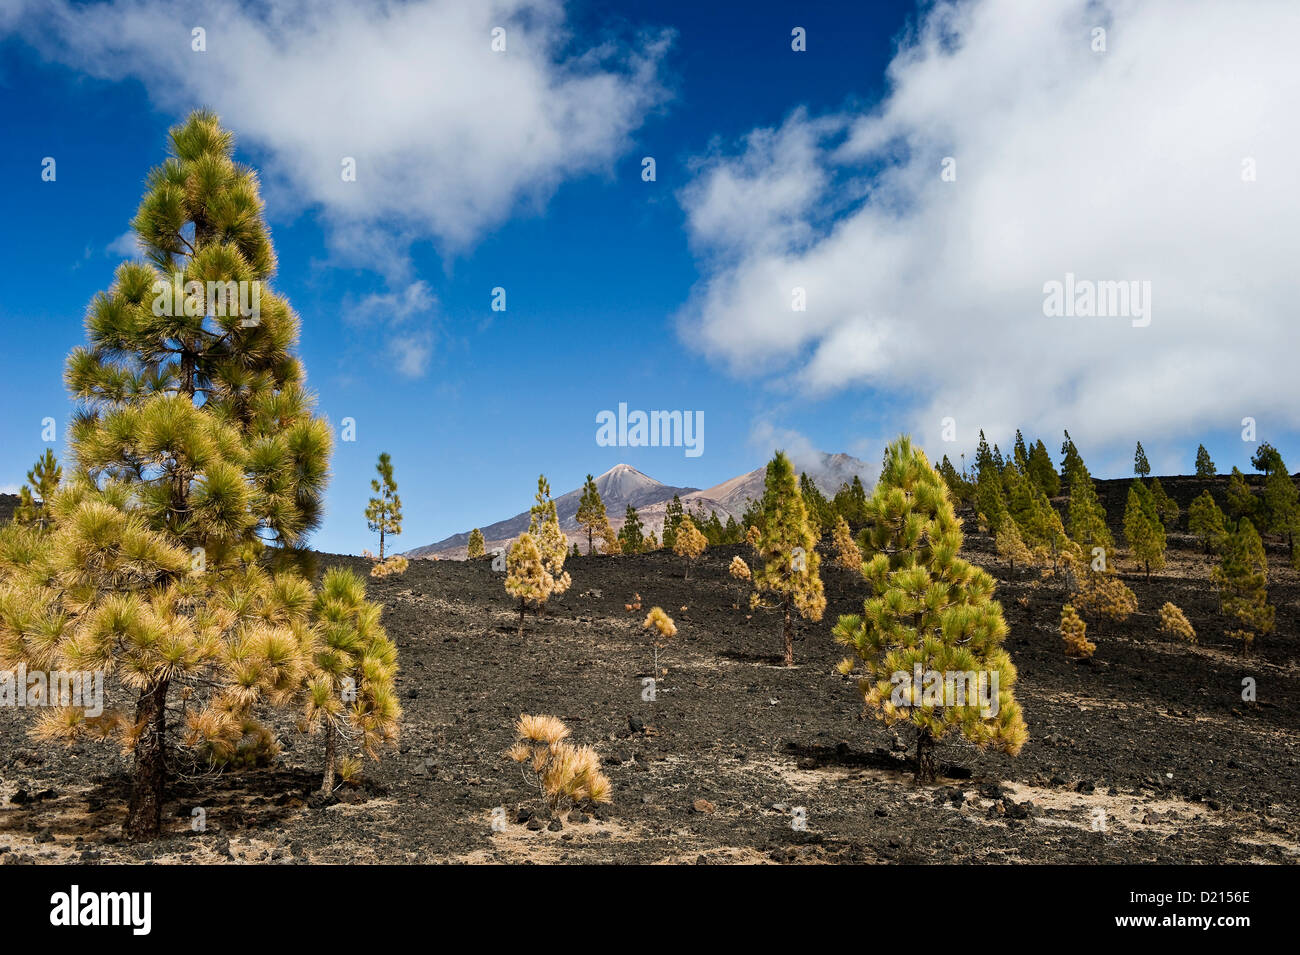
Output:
303,568,401,791
369,554,409,578
831,515,862,571
995,516,1033,569
13,449,61,530
1060,604,1094,659
506,714,612,815
750,451,826,666
466,528,486,559
1073,571,1137,632
528,476,571,600
364,452,402,560
1123,480,1166,577
833,436,1027,777
1213,518,1273,651
505,532,553,634
0,111,352,838
672,514,707,578
1157,601,1196,643
1188,491,1227,554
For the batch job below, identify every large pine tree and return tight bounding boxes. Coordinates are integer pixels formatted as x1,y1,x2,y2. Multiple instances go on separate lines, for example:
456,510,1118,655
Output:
833,437,1027,781
0,111,357,839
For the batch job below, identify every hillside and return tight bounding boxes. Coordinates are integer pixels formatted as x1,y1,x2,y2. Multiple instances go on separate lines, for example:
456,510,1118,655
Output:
2,472,1296,864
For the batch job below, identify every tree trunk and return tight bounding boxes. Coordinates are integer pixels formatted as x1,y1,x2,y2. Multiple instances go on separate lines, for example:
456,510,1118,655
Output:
783,600,794,667
587,527,593,556
321,721,336,793
124,678,170,840
914,728,937,784
518,597,526,636
379,525,385,561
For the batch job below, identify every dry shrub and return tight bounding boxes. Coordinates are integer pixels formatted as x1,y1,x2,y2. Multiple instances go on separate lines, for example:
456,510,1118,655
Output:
506,714,612,816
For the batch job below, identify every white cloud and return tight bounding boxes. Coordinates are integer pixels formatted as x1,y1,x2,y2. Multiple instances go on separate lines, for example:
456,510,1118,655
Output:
9,0,670,276
678,0,1300,457
105,230,139,258
389,330,435,379
349,280,437,378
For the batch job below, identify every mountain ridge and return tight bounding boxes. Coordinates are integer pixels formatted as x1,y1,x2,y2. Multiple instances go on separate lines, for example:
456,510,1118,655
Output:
404,452,872,560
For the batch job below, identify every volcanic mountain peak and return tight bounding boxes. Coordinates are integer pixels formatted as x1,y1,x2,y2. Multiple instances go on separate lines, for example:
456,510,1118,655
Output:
404,451,871,559
593,463,664,499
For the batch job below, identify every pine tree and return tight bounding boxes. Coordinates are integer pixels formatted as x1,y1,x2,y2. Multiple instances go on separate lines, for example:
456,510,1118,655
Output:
1067,469,1113,553
831,514,862,571
937,455,965,499
1060,604,1094,659
528,475,571,609
750,451,825,667
833,436,1027,781
1225,467,1257,527
1026,439,1060,498
466,528,486,559
0,111,339,839
597,518,621,555
1123,481,1165,579
975,467,1009,532
833,476,869,526
661,494,684,549
617,504,645,554
996,515,1033,570
13,449,62,530
1195,444,1216,477
304,568,400,792
1262,453,1298,550
1134,441,1151,477
1188,491,1227,554
1060,430,1086,489
575,474,607,556
505,532,553,635
672,514,707,579
728,555,751,608
1072,570,1137,635
799,472,833,536
974,430,996,482
722,514,741,544
642,606,677,686
1012,430,1029,472
365,452,402,561
1148,476,1179,530
1157,602,1196,643
1251,442,1284,476
1213,518,1274,651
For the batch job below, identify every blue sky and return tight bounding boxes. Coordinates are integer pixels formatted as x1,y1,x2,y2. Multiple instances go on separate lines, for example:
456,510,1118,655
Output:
2,0,1297,554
